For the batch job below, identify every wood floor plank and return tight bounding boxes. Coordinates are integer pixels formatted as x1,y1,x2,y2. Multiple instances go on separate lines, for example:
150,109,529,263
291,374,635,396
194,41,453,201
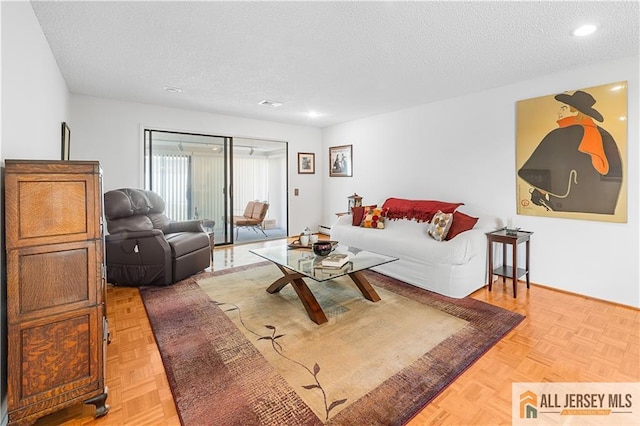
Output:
34,238,640,425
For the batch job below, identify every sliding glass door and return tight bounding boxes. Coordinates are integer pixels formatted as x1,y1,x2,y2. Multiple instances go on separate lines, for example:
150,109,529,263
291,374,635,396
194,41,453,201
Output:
144,130,287,245
231,138,288,243
144,130,233,244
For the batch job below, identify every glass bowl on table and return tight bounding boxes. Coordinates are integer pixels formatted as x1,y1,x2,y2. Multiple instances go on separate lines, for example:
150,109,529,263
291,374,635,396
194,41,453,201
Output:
313,241,333,256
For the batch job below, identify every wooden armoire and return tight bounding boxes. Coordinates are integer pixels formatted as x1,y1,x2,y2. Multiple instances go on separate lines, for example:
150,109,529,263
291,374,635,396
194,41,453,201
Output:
4,160,109,425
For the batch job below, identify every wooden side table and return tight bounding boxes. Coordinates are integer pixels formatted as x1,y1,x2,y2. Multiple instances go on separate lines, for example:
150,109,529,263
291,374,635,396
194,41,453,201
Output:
486,228,533,297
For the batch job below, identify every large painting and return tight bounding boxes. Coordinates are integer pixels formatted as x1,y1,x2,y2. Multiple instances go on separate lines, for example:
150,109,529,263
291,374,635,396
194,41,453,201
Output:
516,81,627,223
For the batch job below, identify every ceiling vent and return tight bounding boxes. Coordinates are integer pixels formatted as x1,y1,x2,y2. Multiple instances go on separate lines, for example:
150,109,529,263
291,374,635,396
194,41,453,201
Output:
259,100,283,108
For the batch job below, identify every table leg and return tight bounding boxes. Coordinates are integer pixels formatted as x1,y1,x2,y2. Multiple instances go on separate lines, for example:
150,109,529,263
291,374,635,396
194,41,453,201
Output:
266,264,328,324
502,242,507,283
526,239,531,289
512,241,517,298
266,264,305,292
487,238,493,290
348,271,381,302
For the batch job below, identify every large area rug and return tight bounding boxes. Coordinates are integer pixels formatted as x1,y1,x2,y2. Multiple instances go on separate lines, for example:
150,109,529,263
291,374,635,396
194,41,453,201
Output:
140,262,524,425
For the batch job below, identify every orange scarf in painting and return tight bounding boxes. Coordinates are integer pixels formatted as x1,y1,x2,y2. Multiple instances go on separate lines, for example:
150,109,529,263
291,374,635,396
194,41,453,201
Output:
557,116,609,175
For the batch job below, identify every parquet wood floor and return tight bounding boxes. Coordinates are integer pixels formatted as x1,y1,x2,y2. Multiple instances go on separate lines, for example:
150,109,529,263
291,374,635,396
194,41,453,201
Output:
36,239,639,425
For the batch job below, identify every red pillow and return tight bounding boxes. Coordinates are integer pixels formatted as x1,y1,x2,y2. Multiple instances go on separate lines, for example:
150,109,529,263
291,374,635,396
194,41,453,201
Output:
351,205,376,226
445,211,479,240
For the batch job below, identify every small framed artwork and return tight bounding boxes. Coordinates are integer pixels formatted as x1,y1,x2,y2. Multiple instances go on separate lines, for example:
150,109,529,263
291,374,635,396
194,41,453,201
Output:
61,122,71,160
329,144,352,177
298,152,315,174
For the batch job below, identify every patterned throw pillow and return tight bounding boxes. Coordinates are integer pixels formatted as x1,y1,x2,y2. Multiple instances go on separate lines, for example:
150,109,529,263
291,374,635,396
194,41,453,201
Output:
427,210,453,241
351,204,377,226
360,206,387,229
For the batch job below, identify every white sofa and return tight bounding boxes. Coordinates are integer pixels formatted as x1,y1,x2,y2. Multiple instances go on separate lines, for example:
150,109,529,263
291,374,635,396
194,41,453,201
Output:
330,205,501,298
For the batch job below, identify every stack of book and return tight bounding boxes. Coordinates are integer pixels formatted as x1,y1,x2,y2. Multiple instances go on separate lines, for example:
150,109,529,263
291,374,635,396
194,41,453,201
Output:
319,253,350,269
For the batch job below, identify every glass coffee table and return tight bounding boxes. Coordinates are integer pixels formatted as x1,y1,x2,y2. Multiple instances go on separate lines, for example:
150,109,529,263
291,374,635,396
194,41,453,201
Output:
250,244,398,324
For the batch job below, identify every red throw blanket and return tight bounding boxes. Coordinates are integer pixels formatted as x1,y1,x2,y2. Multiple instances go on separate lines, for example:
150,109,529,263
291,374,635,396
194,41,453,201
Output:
381,198,463,222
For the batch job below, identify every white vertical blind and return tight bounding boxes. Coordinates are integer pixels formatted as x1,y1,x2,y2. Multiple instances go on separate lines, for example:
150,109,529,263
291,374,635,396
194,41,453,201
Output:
191,155,225,223
233,156,270,215
152,154,190,221
151,152,271,228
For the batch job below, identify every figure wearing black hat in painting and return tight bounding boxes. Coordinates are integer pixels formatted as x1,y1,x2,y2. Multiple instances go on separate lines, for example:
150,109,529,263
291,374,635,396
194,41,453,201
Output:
518,90,622,214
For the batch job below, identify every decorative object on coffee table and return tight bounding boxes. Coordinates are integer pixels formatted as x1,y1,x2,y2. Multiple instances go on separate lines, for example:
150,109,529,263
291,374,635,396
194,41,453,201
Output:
321,253,350,268
288,240,311,249
313,241,333,256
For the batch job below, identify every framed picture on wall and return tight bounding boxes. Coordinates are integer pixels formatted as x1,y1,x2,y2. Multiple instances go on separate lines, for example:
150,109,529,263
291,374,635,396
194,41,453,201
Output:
515,81,627,223
298,152,315,174
329,144,352,177
61,122,71,161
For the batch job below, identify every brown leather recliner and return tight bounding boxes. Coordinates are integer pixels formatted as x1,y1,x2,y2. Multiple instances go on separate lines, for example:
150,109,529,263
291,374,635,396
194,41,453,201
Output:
103,188,211,286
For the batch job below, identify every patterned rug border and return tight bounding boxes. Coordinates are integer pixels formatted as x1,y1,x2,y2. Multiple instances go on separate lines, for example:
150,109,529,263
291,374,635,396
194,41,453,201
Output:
139,262,525,425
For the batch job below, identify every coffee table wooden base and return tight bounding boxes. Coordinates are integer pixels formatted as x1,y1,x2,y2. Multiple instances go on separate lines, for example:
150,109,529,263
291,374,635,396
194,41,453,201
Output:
266,264,381,324
349,270,381,302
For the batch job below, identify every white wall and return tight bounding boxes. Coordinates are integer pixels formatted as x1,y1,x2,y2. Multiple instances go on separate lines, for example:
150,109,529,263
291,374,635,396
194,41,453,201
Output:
1,2,73,423
1,2,70,161
69,95,323,236
322,55,640,308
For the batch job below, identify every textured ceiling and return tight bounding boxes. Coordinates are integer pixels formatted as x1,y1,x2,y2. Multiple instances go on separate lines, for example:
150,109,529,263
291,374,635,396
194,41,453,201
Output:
31,1,639,128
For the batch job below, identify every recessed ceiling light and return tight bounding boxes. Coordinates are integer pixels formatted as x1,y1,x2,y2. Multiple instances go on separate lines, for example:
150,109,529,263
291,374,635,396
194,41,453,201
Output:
308,111,320,118
163,86,183,93
572,24,598,37
259,100,283,108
